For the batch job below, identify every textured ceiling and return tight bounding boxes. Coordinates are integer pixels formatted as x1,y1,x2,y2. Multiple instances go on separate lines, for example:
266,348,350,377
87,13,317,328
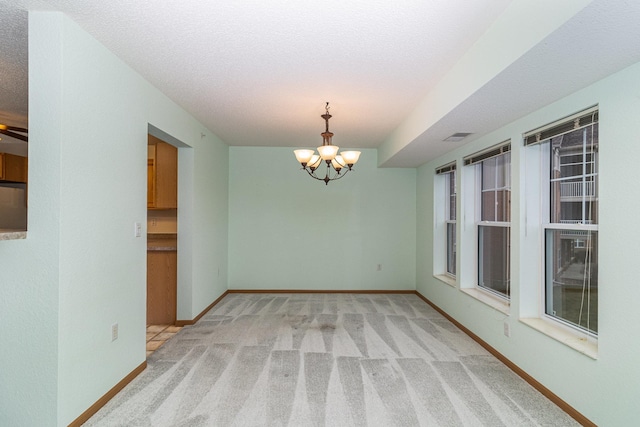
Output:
0,3,28,128
40,0,511,151
0,0,510,152
2,1,640,167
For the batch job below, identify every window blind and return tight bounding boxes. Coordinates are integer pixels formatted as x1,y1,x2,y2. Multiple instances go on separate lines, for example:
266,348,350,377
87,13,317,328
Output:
435,161,456,175
524,106,598,146
463,140,510,166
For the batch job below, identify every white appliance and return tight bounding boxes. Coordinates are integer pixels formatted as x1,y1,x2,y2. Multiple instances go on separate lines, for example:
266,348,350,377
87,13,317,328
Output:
0,184,27,230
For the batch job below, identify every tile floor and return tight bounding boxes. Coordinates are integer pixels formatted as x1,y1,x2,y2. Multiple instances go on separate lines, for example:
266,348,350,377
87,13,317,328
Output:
146,324,182,357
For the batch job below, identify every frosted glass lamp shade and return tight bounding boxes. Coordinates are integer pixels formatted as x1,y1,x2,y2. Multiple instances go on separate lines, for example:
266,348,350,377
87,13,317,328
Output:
294,149,315,164
331,155,345,170
308,154,321,169
317,144,339,161
341,151,361,165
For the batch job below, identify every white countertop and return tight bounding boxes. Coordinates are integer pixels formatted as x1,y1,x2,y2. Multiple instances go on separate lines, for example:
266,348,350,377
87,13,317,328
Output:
0,229,27,240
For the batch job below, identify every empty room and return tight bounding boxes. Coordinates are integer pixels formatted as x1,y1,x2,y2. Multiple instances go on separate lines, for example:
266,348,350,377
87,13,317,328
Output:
1,1,640,426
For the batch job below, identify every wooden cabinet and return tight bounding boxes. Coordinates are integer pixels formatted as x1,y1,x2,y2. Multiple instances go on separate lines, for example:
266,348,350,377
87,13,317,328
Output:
0,153,28,183
147,136,177,209
147,159,155,208
147,249,177,325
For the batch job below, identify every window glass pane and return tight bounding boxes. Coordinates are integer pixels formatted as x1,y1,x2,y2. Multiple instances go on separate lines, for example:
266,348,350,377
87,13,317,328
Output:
478,225,510,298
481,191,496,221
496,153,506,188
444,170,456,276
447,172,456,221
481,153,511,222
550,126,598,225
545,229,598,334
446,222,456,275
504,152,511,190
496,189,511,222
482,157,497,191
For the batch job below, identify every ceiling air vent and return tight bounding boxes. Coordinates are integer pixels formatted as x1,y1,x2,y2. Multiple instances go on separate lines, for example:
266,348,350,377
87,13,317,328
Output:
443,132,472,142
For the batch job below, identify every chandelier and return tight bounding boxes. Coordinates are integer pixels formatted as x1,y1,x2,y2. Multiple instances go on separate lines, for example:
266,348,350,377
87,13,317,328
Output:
293,102,361,185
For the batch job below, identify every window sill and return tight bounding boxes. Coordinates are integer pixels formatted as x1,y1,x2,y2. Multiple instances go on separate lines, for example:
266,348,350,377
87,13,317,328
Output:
0,230,26,240
520,317,597,359
434,274,456,288
460,287,510,315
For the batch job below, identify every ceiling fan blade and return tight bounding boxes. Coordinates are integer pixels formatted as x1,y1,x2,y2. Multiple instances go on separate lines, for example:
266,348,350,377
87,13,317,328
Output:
0,129,28,142
0,124,28,133
3,125,27,133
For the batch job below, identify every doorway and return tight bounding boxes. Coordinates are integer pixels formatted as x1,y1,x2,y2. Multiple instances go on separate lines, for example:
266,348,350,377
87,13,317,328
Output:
146,134,178,326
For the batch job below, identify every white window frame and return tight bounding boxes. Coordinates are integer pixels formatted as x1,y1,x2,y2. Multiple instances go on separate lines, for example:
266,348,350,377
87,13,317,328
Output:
522,107,599,349
462,142,512,305
434,162,457,285
477,221,511,300
444,169,456,278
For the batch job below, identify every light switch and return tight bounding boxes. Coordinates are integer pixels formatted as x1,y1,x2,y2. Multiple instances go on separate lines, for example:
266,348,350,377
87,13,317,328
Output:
134,222,142,237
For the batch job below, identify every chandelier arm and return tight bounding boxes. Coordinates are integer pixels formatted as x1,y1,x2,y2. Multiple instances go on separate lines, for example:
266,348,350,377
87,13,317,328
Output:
330,168,349,181
303,163,352,184
326,167,349,182
304,168,327,181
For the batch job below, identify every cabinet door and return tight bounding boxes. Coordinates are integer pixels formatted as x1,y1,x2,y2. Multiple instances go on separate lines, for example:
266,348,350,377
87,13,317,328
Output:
147,159,155,208
147,251,177,325
0,153,28,183
153,142,177,209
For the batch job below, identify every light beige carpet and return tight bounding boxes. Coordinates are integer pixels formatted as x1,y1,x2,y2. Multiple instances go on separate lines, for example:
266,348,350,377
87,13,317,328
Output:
85,293,579,426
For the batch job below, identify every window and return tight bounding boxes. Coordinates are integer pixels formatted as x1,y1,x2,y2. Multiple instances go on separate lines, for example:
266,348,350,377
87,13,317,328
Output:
436,162,457,277
525,107,598,335
464,143,511,299
446,170,456,276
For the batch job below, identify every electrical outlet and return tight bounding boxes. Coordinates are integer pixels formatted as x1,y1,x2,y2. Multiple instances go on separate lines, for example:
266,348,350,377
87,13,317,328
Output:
111,323,119,341
503,321,510,337
151,218,157,226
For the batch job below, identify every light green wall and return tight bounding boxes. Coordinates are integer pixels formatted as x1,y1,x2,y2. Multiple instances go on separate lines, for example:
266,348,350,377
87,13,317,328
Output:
417,60,640,425
0,12,229,426
229,147,416,290
0,13,62,427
